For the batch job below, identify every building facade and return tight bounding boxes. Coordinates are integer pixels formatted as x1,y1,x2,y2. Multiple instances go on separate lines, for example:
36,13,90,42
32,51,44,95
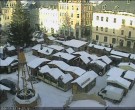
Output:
92,12,135,48
58,0,93,40
39,7,59,34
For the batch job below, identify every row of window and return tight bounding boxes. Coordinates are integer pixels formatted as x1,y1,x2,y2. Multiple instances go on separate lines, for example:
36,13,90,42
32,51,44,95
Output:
96,26,132,37
60,13,80,18
96,16,133,25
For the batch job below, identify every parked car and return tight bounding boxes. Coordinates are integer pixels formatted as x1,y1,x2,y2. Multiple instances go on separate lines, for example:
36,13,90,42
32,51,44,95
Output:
98,85,124,103
0,79,16,95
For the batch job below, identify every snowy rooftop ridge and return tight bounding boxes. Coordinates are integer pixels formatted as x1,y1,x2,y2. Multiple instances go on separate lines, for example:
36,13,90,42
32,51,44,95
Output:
98,55,112,64
62,39,87,48
72,71,98,88
110,50,130,58
107,76,131,89
27,57,50,69
53,52,76,61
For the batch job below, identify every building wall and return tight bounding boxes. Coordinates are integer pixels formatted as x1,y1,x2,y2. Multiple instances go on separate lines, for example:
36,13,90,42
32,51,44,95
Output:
92,12,135,49
39,8,59,34
58,0,93,39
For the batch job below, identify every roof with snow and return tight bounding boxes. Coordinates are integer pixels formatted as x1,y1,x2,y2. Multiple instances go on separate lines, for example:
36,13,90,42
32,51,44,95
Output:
110,50,130,58
48,60,70,71
0,46,4,54
130,54,135,60
65,48,75,54
39,65,51,73
118,62,135,71
98,55,112,64
107,67,125,77
27,58,50,69
65,66,86,76
72,71,98,88
38,46,54,55
0,57,17,66
124,70,135,81
6,46,16,51
0,84,11,90
48,36,56,41
90,60,107,68
62,39,87,48
53,52,76,61
32,44,42,51
110,55,122,59
107,76,131,89
61,73,73,84
48,45,64,51
37,38,44,43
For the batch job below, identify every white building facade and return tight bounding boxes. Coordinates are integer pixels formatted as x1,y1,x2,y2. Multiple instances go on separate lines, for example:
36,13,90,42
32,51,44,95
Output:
92,12,135,49
39,8,59,34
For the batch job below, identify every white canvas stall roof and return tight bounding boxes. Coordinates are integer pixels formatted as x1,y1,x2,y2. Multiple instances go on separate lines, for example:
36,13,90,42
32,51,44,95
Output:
38,47,54,55
65,66,86,76
32,44,41,51
124,70,135,81
107,76,131,89
27,58,50,69
61,73,73,84
118,62,135,70
0,46,3,54
107,67,125,77
48,36,56,41
110,50,130,58
90,60,106,68
6,46,16,51
88,43,94,47
0,57,16,66
39,65,51,73
110,55,122,59
98,55,112,64
65,48,75,54
48,45,64,51
48,68,65,80
37,38,44,43
62,39,87,48
53,52,76,61
130,54,135,60
105,85,124,95
72,71,98,88
48,60,70,71
0,84,11,90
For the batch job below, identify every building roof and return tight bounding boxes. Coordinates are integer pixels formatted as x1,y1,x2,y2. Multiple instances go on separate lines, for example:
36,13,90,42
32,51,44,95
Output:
62,39,87,48
48,45,64,51
53,52,76,61
0,57,17,66
72,71,98,88
110,50,130,58
0,84,11,90
27,58,50,69
107,67,125,77
48,60,70,71
90,60,107,68
32,44,42,51
118,62,135,71
61,73,73,84
39,65,51,73
124,70,135,81
98,55,112,64
6,46,16,51
107,76,131,89
65,48,75,54
38,46,54,55
94,0,135,14
48,36,56,41
130,54,135,60
65,66,86,76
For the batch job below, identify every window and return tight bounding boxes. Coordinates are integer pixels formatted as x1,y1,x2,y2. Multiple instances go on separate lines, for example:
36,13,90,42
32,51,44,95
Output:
71,13,73,17
96,16,99,20
104,36,108,42
101,27,103,31
71,21,73,25
105,27,108,32
77,14,79,18
96,35,99,41
128,31,131,38
114,18,116,23
96,26,98,31
121,30,124,35
101,17,103,21
130,20,133,25
113,28,115,34
76,22,79,26
72,6,74,10
106,17,108,22
122,19,125,25
112,38,116,44
127,41,131,48
102,5,105,10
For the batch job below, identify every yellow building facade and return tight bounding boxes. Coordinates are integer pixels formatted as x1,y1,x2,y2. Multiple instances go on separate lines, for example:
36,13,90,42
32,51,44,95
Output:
58,0,93,39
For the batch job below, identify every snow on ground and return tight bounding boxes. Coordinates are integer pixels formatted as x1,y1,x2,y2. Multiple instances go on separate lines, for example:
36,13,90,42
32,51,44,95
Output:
1,50,135,107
